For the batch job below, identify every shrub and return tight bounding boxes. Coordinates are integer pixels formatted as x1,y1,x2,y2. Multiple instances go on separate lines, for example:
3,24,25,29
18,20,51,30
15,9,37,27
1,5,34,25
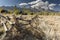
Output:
13,10,20,15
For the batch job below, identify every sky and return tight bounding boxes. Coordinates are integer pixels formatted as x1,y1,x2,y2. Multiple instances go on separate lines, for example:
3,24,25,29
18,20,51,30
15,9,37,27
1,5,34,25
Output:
0,0,34,6
0,0,60,11
0,0,59,6
42,0,60,4
0,0,21,6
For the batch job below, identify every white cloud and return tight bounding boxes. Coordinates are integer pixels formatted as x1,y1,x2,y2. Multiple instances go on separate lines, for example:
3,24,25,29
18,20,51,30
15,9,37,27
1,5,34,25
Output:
30,2,44,8
28,0,42,5
18,0,57,11
30,0,56,10
30,0,49,10
49,4,56,10
19,3,28,8
19,3,28,6
49,4,56,7
40,1,49,10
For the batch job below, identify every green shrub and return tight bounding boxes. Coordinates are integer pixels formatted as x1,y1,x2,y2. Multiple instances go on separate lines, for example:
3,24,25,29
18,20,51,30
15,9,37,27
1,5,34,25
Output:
13,10,20,15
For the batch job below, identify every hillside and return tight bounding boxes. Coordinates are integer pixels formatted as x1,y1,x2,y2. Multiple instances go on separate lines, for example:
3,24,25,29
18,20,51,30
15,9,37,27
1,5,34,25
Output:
0,15,60,40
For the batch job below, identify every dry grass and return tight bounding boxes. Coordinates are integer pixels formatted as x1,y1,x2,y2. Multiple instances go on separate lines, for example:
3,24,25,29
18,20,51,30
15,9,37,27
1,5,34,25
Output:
0,15,60,40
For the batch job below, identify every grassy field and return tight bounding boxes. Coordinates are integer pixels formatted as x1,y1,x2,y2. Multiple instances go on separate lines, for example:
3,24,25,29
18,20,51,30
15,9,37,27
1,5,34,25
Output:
0,7,60,40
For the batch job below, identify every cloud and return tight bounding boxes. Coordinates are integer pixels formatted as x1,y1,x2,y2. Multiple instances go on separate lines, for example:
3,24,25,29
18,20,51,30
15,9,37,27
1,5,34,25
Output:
49,4,56,10
30,0,49,10
30,0,56,10
28,0,42,5
19,3,28,8
19,0,57,11
49,4,56,7
19,3,28,6
30,2,44,8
